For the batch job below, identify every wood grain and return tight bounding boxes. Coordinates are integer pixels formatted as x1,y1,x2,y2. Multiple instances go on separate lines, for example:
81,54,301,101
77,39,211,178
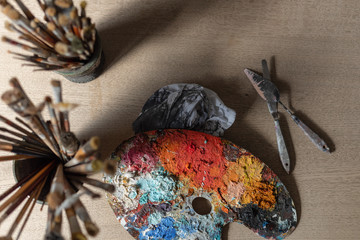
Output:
0,0,359,239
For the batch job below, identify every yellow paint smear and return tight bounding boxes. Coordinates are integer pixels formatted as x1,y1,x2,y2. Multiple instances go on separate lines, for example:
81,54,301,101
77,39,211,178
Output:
225,155,276,210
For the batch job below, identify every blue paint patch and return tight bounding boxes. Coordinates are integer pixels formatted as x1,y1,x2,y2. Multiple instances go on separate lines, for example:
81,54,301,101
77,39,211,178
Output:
137,168,179,204
145,217,177,240
175,216,197,238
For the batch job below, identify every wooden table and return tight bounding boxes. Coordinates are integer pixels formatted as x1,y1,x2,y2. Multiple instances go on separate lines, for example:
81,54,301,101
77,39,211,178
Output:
0,0,359,239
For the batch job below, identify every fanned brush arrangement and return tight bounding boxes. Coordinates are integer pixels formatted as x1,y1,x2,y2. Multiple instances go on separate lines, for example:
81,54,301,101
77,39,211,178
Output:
0,78,116,240
0,0,97,71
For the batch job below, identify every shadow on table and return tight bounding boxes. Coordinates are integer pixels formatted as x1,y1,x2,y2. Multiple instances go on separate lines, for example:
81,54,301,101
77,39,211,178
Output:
98,0,188,72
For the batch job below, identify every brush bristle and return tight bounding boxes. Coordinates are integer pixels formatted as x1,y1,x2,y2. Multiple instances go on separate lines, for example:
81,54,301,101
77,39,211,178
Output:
105,184,115,193
71,233,87,240
104,159,117,175
58,14,69,26
53,102,78,112
89,137,100,150
8,10,19,21
1,90,16,105
45,96,52,103
30,20,37,28
4,21,12,31
47,22,56,31
80,1,87,9
55,0,72,9
69,8,78,19
54,42,69,55
2,5,20,20
51,80,61,87
45,7,56,17
85,221,99,236
91,159,104,172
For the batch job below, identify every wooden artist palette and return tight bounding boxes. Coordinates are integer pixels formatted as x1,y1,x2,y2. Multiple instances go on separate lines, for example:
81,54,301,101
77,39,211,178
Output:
104,129,297,239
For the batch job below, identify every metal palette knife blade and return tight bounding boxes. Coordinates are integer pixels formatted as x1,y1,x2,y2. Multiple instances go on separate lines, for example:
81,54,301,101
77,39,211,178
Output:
244,69,280,103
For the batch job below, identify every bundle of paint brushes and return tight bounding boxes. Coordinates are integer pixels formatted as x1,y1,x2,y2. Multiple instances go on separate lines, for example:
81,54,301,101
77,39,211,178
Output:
0,0,97,71
0,78,116,240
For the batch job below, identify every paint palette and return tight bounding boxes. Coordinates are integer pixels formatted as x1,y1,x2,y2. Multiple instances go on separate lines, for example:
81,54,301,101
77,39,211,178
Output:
104,129,297,239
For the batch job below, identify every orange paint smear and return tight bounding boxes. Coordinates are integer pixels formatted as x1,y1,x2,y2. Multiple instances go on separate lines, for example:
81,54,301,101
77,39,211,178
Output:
156,130,228,192
156,130,276,210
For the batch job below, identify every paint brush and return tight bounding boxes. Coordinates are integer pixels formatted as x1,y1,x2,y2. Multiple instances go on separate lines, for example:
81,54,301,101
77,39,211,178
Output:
0,141,50,157
14,0,35,20
0,133,52,155
73,199,99,236
53,102,78,132
63,177,99,237
6,177,47,239
54,191,86,217
71,181,100,199
2,80,61,157
50,80,66,131
0,161,55,214
0,115,39,142
15,117,33,132
44,165,65,240
58,178,87,240
0,155,35,162
0,164,44,202
50,80,62,103
46,165,65,210
80,1,87,18
2,36,50,57
45,96,61,146
15,178,47,240
65,207,86,240
2,3,55,47
65,158,104,174
27,115,60,157
70,7,81,38
1,0,98,72
65,136,99,166
0,127,44,147
103,159,117,176
60,131,79,159
0,78,114,239
67,175,115,193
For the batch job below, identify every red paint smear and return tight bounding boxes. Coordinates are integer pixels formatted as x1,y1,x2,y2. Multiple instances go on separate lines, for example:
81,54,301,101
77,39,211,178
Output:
125,203,151,228
156,130,229,192
121,133,159,173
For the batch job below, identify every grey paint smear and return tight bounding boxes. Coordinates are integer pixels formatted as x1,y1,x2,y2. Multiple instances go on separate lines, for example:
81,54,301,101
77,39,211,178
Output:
133,83,236,136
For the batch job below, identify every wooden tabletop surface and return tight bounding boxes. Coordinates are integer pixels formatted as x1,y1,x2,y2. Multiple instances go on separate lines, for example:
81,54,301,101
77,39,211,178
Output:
0,0,359,239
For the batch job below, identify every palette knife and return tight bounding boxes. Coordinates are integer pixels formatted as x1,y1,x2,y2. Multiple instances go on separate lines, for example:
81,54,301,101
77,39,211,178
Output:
244,60,291,174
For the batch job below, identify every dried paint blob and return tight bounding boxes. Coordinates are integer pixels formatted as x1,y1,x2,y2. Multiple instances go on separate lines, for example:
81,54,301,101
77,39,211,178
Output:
104,129,297,239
